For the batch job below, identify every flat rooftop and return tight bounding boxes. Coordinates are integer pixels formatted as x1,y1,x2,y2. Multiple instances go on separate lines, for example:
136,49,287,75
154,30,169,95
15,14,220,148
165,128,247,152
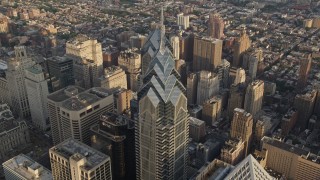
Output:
3,154,52,180
47,86,85,103
262,137,309,157
47,56,72,63
189,117,204,126
50,139,109,171
26,64,42,74
0,60,7,70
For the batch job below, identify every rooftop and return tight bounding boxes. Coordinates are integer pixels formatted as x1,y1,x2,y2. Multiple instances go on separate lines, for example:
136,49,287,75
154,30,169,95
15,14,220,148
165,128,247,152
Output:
189,117,205,126
0,60,7,70
3,154,52,180
47,86,85,103
26,64,43,74
50,138,110,171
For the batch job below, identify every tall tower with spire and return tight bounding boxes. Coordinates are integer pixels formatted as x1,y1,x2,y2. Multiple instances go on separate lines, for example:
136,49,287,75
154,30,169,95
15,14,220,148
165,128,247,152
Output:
135,7,189,180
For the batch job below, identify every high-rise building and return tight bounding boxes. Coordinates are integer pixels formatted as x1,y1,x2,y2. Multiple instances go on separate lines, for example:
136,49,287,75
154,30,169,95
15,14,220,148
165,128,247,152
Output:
25,64,49,131
136,10,189,179
73,58,99,89
66,34,103,75
227,84,245,118
314,85,320,117
170,36,180,60
207,13,224,39
191,159,233,180
187,73,198,105
6,46,35,118
197,71,220,105
189,117,206,142
294,90,316,130
179,32,194,63
262,136,320,180
220,138,245,165
47,86,114,145
3,154,52,180
230,108,253,157
193,36,222,71
103,46,120,68
228,67,246,87
98,66,127,91
202,96,222,126
49,138,112,180
224,155,273,180
0,104,30,159
177,13,189,30
114,88,133,114
66,35,103,88
233,28,251,67
217,59,230,88
118,49,141,92
46,56,74,92
297,54,312,90
130,34,147,49
0,76,9,104
281,108,298,136
91,112,135,180
244,80,264,116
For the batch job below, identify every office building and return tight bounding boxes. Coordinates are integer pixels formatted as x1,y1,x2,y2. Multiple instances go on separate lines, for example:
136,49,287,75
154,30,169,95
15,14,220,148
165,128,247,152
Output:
244,80,264,116
197,71,219,105
224,155,273,180
233,28,251,67
179,32,194,63
0,104,30,159
230,108,253,156
114,88,133,114
189,117,206,142
216,59,230,88
47,86,114,145
91,112,135,180
202,96,222,126
49,138,112,180
297,54,312,90
187,73,198,105
254,116,273,145
66,34,103,76
73,58,99,89
281,108,298,136
6,46,35,118
208,13,224,39
47,56,74,92
129,34,147,49
227,84,245,118
293,90,316,130
98,66,127,91
314,85,320,117
193,36,222,71
25,64,49,131
136,11,189,179
220,138,245,165
3,154,52,180
228,67,245,87
243,49,262,80
103,46,120,67
191,159,233,180
170,36,180,60
118,49,141,92
177,13,189,30
262,136,320,180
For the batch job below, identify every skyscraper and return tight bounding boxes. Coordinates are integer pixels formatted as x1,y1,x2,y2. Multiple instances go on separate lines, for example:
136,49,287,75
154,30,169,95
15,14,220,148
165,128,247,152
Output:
202,96,222,126
46,56,74,92
193,36,222,71
25,64,49,131
297,54,312,90
208,12,224,39
66,35,103,88
233,28,251,67
294,90,316,130
49,138,112,180
196,71,220,105
230,108,253,157
170,36,180,60
177,13,189,30
228,67,246,87
244,80,264,116
6,46,35,118
187,73,198,105
136,8,189,179
47,86,114,145
227,83,245,118
97,66,127,91
90,112,135,180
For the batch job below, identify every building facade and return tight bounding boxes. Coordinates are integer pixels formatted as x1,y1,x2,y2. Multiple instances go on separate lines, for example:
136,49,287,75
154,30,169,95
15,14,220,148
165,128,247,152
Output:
98,66,127,91
233,29,251,67
244,80,264,116
196,71,219,105
49,138,112,180
208,13,224,39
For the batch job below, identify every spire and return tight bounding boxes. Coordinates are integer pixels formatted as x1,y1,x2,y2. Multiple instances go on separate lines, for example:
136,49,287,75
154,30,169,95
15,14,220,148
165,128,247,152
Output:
159,6,166,54
160,6,164,26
